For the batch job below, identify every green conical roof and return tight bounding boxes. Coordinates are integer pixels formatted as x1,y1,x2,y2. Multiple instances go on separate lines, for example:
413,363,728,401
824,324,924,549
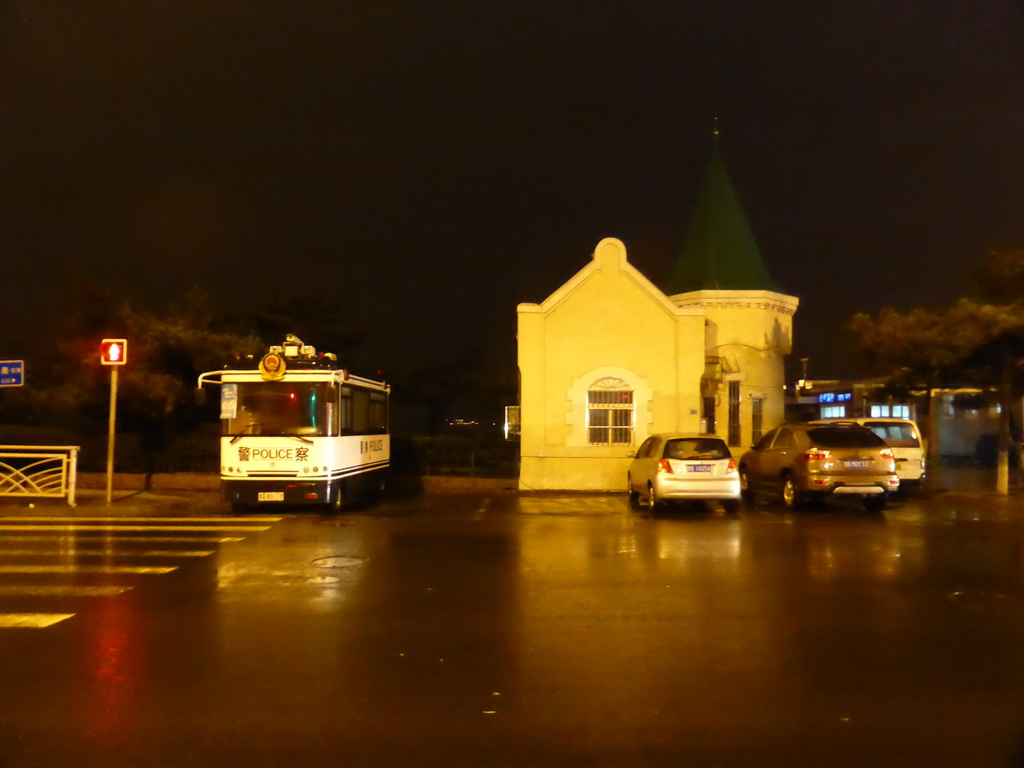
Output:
666,138,776,294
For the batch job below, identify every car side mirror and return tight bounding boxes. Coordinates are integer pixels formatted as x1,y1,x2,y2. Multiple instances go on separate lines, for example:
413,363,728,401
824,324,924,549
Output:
626,450,637,458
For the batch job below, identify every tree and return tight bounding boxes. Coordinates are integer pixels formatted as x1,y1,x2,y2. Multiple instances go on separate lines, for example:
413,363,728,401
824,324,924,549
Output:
10,288,261,481
848,248,1024,492
223,296,365,365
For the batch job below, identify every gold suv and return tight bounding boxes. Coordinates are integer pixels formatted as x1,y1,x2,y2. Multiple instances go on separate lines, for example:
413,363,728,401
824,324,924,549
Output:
738,423,899,512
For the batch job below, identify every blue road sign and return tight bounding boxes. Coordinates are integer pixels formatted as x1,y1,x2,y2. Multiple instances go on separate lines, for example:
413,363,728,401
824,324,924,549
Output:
0,361,24,387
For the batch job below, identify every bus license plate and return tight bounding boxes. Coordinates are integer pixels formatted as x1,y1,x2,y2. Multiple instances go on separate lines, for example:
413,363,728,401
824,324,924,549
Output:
844,460,869,469
687,465,713,473
258,492,284,502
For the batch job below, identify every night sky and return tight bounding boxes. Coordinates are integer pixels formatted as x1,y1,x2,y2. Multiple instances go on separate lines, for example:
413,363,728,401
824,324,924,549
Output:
3,2,1024,383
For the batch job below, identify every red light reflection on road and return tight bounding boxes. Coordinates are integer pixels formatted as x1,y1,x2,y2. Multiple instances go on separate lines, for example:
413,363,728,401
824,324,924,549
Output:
88,596,138,740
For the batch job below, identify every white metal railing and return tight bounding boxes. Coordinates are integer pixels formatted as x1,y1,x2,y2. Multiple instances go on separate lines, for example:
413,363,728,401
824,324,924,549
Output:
0,446,80,506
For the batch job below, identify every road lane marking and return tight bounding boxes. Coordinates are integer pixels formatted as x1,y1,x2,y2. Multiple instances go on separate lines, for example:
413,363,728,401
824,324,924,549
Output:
0,565,176,574
0,516,283,523
0,549,215,557
0,525,271,532
0,514,282,630
0,586,132,596
0,613,75,628
0,536,245,543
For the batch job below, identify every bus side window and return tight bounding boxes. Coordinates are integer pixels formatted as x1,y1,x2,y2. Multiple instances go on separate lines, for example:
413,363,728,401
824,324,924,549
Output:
341,387,354,435
370,392,388,434
352,389,370,433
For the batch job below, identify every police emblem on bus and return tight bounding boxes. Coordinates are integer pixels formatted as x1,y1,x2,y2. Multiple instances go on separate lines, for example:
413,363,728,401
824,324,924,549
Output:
259,352,285,380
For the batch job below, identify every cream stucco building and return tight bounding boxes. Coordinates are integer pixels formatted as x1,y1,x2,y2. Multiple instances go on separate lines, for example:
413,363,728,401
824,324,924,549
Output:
516,139,799,491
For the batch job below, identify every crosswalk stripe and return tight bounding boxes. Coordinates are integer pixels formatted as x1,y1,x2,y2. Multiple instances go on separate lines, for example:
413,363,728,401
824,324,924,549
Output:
0,613,75,628
0,586,132,596
0,525,270,532
0,512,283,630
0,549,215,557
0,516,283,523
0,565,176,574
0,535,245,543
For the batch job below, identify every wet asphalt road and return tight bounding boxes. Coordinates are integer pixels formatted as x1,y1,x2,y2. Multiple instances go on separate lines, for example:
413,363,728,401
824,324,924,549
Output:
1,489,1024,767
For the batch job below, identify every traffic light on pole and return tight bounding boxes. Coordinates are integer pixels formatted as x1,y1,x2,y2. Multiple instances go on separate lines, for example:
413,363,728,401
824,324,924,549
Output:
100,339,128,365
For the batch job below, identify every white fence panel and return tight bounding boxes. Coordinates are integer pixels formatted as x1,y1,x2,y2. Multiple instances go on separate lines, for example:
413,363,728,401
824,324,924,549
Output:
0,446,79,506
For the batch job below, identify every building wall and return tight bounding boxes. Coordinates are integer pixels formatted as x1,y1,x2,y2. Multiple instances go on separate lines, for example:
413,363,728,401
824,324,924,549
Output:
517,239,706,490
671,290,798,448
517,239,798,490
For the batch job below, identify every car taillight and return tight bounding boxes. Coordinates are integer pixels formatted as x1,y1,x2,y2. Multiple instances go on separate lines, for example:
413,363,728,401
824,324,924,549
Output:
657,459,673,473
805,449,830,462
726,458,736,472
880,448,894,460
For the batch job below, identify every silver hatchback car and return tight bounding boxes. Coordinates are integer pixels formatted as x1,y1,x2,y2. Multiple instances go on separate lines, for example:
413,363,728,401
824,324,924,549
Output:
627,433,741,512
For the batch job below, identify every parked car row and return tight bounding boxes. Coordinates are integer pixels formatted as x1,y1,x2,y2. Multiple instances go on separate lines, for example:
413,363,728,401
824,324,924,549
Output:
627,418,923,513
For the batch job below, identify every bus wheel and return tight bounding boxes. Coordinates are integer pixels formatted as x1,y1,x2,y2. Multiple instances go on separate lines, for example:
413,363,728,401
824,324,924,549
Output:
327,481,345,513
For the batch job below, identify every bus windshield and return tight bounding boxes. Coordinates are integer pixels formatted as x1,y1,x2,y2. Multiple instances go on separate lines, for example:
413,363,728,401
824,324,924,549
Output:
223,382,335,438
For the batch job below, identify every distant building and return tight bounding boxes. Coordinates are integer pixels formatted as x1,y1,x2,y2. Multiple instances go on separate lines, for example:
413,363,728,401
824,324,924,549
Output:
516,137,799,491
789,378,1009,464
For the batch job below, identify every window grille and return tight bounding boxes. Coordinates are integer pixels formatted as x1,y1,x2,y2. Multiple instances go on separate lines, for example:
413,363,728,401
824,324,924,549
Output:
588,378,634,445
728,381,741,445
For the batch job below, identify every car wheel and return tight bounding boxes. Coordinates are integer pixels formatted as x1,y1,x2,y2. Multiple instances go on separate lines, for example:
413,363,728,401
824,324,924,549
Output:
646,484,659,511
627,475,640,506
739,468,754,502
722,498,740,515
781,475,803,509
863,494,887,513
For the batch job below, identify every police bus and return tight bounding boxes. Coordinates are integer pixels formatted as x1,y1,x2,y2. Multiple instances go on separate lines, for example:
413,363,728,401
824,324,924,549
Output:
197,335,389,510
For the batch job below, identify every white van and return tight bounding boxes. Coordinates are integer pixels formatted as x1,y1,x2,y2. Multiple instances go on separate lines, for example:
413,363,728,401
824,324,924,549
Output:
809,418,926,490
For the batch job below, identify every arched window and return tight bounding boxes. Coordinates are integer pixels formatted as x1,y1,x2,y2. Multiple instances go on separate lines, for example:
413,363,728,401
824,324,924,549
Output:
588,377,634,445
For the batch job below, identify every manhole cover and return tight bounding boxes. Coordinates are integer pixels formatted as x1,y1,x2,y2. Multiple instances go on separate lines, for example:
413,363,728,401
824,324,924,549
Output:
949,590,1021,608
311,555,365,569
308,575,341,584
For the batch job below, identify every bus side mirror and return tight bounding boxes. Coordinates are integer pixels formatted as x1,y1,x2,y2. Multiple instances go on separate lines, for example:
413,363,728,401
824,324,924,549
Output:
195,387,207,406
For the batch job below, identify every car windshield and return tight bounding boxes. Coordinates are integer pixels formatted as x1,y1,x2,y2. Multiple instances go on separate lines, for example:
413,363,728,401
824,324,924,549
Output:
663,438,730,460
807,426,886,448
863,421,920,447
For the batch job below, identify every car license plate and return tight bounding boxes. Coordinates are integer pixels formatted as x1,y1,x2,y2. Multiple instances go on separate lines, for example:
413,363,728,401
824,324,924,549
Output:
258,491,284,502
687,464,713,473
844,460,869,469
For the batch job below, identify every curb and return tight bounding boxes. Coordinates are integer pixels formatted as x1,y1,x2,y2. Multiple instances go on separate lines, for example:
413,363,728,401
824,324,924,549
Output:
73,473,518,496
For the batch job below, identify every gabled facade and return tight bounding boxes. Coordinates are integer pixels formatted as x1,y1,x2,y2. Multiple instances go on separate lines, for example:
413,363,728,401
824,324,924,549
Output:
516,137,799,491
517,238,705,490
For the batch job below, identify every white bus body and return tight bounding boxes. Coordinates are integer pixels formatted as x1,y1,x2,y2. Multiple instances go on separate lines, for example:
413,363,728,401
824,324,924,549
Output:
198,338,390,510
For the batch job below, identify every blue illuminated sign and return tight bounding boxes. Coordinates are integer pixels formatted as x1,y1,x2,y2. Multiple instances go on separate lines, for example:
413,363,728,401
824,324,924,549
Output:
0,360,23,387
818,392,851,404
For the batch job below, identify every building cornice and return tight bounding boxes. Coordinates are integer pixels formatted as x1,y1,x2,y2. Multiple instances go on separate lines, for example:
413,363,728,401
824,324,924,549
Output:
669,289,799,316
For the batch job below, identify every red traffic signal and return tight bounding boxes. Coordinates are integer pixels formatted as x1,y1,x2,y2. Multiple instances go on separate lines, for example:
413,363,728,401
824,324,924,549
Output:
100,339,128,366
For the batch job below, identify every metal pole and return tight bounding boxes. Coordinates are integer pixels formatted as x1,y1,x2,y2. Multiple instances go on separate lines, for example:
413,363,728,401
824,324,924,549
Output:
106,366,118,504
68,446,78,508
